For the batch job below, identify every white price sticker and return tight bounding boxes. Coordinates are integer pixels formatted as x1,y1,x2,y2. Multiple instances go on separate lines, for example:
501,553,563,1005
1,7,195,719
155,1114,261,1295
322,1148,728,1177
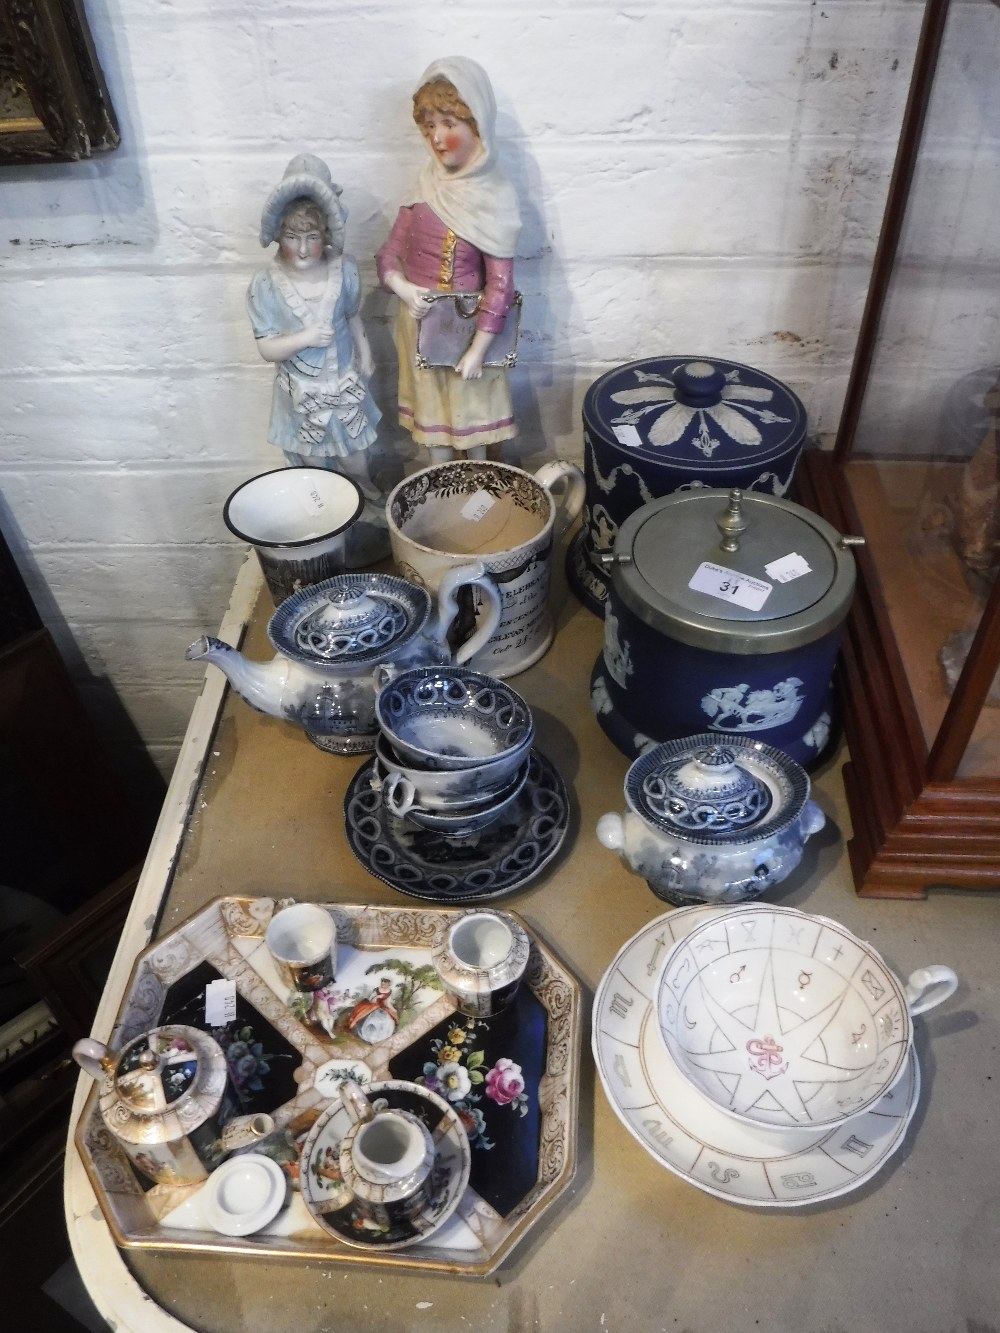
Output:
764,552,812,583
461,489,496,521
611,423,644,449
205,978,237,1027
689,561,773,611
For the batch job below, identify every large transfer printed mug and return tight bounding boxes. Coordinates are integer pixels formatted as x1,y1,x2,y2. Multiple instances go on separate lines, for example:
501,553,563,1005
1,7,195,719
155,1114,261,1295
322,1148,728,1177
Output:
386,460,585,678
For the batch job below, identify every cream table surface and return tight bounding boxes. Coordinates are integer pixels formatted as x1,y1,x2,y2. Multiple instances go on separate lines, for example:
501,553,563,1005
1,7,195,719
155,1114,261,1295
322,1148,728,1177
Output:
65,552,1000,1333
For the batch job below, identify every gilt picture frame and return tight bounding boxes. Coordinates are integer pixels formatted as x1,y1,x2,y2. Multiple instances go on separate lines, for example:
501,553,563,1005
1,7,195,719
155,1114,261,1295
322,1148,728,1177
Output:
0,0,119,165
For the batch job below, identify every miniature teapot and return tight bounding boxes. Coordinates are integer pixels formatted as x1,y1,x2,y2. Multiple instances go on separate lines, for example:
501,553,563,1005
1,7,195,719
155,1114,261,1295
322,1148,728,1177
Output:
597,734,826,907
186,566,502,754
73,1024,241,1186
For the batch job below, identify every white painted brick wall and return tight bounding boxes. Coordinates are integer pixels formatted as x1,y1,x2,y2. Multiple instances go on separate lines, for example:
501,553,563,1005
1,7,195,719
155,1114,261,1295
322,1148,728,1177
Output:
3,0,986,786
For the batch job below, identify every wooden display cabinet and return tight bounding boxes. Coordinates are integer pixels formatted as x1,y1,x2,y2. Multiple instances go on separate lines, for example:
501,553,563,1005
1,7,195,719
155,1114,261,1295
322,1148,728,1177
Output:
799,0,1000,896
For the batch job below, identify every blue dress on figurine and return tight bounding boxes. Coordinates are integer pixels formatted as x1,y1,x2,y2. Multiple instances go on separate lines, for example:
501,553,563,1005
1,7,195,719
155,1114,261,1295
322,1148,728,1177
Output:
247,253,380,461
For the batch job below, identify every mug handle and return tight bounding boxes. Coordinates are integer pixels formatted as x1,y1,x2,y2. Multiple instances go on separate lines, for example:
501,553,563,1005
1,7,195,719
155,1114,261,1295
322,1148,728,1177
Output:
435,561,503,666
534,461,585,539
340,1078,375,1126
904,965,958,1016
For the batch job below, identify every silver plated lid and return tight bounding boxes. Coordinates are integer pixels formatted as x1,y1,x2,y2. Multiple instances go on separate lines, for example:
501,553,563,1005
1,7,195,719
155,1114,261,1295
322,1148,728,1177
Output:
268,573,430,668
605,488,859,653
625,733,810,846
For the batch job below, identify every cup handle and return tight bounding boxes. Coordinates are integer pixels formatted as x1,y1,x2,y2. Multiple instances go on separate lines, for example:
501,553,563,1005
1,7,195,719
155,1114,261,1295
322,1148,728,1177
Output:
382,770,415,816
340,1078,375,1126
904,965,958,1016
534,461,585,539
72,1036,114,1082
435,561,503,666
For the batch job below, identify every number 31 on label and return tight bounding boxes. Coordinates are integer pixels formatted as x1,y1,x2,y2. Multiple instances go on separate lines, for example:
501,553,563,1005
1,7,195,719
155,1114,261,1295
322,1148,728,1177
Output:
688,561,773,611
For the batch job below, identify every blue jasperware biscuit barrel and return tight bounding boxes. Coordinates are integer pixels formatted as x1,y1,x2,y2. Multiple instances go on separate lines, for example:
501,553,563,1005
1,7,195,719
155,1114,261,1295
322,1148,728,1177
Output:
568,356,807,614
592,488,858,769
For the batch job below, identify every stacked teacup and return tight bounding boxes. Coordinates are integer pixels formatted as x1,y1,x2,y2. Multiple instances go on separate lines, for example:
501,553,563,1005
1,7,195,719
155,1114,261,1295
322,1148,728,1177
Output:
372,665,535,837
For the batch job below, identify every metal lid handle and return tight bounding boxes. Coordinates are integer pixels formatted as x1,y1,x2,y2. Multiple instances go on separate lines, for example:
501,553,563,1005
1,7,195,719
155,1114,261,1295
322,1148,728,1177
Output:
716,489,748,553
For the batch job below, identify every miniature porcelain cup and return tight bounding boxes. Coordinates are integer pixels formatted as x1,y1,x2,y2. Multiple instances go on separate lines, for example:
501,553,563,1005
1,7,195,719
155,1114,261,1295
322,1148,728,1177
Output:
265,902,336,993
374,665,534,777
386,459,585,677
431,909,531,1018
338,1079,435,1222
655,903,958,1133
224,466,364,605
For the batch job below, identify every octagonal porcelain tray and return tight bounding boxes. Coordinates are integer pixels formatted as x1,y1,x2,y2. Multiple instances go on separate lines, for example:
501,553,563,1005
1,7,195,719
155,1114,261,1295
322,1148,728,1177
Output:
75,896,580,1274
593,905,920,1207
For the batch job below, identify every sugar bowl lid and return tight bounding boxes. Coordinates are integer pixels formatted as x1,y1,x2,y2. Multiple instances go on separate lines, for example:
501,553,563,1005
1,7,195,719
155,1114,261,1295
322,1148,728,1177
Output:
583,355,807,471
268,573,431,667
605,488,860,653
625,733,810,845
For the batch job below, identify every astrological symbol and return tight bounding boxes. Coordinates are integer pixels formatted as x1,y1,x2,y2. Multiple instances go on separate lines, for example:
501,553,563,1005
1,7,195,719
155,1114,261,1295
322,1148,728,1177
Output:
610,991,633,1020
642,1119,674,1151
780,1171,817,1189
861,969,886,1002
830,943,844,961
707,1161,740,1184
851,1024,867,1044
613,1053,631,1089
798,970,812,988
841,1135,873,1158
786,924,805,944
730,964,747,983
682,1005,697,1030
646,933,669,976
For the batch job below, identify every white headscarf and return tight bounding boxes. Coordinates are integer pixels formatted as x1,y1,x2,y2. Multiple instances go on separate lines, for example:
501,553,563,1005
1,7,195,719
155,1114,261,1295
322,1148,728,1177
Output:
405,56,521,260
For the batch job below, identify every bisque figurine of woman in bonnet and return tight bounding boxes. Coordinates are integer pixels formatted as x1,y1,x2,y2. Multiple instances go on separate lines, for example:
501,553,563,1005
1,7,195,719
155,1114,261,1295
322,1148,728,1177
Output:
248,155,389,556
376,57,522,464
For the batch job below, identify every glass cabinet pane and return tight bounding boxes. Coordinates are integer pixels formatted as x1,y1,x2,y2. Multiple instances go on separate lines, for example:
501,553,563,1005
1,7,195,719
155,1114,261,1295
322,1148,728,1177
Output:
842,0,1000,782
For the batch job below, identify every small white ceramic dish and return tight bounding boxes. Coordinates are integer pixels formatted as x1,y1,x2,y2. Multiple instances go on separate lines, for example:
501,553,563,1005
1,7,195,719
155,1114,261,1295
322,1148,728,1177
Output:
202,1152,288,1237
593,906,922,1207
655,903,956,1133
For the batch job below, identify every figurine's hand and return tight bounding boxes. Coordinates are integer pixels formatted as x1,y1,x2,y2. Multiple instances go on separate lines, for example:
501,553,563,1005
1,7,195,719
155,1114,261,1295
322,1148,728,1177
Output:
303,324,335,349
402,284,434,320
355,346,375,381
457,346,486,380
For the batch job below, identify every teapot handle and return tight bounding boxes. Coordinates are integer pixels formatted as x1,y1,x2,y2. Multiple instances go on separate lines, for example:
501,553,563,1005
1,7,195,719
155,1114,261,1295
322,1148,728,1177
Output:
534,461,585,539
73,1036,114,1082
434,562,503,666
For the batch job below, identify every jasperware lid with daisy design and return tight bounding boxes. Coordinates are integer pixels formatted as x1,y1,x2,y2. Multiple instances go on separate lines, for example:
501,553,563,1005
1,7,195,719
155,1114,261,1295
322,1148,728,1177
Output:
583,356,807,475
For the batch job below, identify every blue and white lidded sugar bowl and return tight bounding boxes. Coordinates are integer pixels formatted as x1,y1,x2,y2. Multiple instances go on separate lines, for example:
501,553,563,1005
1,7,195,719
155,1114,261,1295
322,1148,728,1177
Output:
568,356,807,614
596,734,826,906
592,488,862,768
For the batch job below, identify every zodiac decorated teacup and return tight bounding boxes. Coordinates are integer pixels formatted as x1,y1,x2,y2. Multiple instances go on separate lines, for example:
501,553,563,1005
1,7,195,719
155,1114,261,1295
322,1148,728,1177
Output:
387,459,584,677
655,903,958,1133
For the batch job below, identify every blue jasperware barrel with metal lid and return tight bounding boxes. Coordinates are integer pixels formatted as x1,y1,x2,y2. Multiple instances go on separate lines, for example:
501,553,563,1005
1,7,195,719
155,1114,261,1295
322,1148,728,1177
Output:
591,488,860,769
568,355,808,614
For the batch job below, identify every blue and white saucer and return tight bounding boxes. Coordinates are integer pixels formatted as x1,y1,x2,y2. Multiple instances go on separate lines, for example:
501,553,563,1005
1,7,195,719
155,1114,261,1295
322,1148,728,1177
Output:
344,749,570,903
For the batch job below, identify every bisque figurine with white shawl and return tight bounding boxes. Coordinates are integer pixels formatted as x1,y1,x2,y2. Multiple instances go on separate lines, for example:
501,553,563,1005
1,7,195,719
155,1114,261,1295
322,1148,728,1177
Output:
377,58,522,463
248,154,389,562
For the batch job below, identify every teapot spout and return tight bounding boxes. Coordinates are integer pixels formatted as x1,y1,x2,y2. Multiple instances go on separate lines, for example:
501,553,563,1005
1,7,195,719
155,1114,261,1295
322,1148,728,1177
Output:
186,635,290,719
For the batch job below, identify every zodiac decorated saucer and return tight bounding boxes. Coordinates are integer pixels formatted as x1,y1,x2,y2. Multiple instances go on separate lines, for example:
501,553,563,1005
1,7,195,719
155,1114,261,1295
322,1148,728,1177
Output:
593,906,920,1207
